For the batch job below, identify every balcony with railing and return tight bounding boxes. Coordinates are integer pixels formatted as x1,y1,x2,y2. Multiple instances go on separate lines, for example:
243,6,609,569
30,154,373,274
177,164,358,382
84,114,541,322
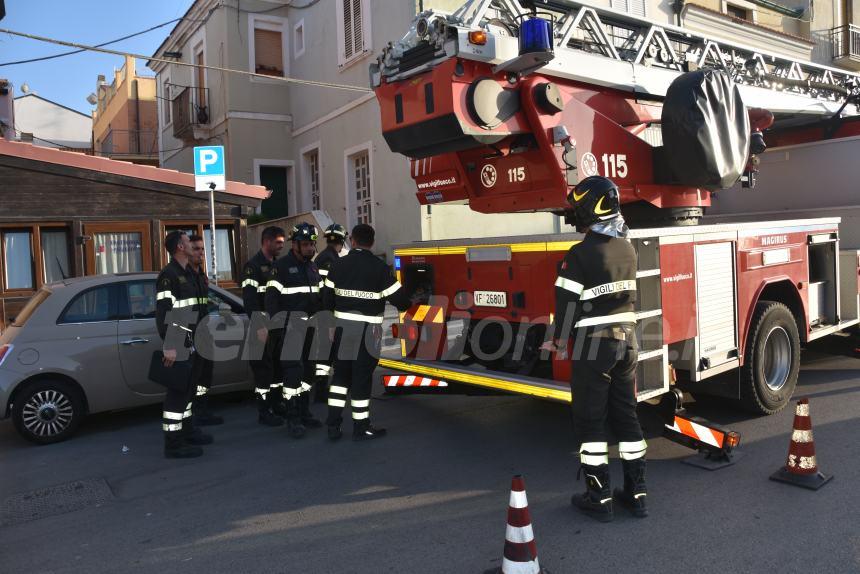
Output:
831,24,860,71
171,85,210,141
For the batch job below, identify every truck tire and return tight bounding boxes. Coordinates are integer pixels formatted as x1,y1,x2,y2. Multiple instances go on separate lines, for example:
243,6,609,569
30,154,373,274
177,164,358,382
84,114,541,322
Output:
11,379,86,445
740,301,800,415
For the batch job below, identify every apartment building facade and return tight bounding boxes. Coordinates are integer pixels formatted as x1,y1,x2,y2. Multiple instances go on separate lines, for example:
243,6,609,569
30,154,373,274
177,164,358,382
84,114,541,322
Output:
149,0,860,259
92,56,160,166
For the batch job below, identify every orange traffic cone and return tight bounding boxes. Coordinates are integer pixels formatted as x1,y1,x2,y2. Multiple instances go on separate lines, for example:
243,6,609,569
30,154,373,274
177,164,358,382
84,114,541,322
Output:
770,398,833,490
490,475,544,574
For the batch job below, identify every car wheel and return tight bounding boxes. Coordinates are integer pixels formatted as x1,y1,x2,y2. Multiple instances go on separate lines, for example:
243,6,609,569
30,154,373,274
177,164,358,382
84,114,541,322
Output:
11,379,86,445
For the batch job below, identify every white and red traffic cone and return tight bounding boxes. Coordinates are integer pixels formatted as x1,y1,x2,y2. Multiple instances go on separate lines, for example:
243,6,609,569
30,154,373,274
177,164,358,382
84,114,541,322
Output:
770,398,833,490
490,475,544,574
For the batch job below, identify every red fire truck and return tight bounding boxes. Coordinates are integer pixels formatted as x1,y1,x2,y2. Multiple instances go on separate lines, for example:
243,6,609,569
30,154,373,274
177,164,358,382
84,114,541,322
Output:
368,0,860,454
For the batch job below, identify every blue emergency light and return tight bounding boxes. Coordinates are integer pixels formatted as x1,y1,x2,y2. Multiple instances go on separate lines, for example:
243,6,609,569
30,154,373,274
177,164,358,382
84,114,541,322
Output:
519,15,553,55
394,256,401,270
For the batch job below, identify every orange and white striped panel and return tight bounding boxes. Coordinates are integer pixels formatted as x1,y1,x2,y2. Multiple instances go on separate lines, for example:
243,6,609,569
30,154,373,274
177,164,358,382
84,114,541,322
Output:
666,415,726,449
383,375,448,388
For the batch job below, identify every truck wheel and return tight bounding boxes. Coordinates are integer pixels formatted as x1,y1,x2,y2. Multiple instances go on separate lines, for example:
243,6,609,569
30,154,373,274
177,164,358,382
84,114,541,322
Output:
740,301,800,415
11,379,86,445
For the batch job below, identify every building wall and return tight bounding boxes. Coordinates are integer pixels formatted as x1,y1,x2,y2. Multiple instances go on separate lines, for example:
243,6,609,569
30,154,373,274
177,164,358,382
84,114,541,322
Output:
152,0,294,188
12,95,91,149
92,56,159,161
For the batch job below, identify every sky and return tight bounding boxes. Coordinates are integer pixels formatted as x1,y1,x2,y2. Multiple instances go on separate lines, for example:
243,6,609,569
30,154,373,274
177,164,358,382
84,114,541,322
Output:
0,0,195,114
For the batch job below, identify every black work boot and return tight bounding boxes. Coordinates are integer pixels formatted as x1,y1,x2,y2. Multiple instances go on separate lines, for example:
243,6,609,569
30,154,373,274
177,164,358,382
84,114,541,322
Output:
353,421,387,441
194,396,224,426
298,394,322,428
257,394,284,426
614,459,648,518
268,389,288,417
164,434,203,459
258,409,284,426
327,425,343,442
286,400,307,438
572,464,614,523
183,423,214,446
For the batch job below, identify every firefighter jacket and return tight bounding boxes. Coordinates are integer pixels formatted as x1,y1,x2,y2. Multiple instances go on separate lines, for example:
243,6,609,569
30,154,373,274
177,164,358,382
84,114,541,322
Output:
265,249,322,319
241,250,276,316
552,231,637,340
156,258,208,345
321,248,412,323
313,246,341,278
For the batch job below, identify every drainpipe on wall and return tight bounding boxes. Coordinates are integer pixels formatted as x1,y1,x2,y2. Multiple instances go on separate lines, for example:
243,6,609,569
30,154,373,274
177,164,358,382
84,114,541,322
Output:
134,79,142,155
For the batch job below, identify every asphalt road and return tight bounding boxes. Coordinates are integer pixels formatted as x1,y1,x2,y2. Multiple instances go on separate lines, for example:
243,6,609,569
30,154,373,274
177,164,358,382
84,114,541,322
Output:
1,338,858,574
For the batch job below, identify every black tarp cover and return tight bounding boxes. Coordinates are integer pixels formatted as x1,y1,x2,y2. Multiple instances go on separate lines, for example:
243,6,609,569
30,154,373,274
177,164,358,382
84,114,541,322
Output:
661,70,750,189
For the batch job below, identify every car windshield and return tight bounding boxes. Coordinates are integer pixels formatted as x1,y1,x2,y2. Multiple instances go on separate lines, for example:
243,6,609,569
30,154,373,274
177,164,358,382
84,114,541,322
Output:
11,287,52,327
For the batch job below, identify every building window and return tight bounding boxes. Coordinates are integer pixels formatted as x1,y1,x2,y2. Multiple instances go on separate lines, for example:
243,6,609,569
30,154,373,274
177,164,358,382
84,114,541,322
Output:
41,229,71,283
610,0,646,18
162,76,172,125
337,0,371,67
304,147,321,211
726,4,751,20
2,230,34,290
294,19,305,58
94,232,144,275
347,148,372,225
194,43,207,110
251,15,289,79
203,227,236,283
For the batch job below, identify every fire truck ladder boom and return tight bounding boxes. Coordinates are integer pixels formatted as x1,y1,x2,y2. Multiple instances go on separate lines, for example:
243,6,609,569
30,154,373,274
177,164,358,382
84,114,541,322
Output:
373,0,860,120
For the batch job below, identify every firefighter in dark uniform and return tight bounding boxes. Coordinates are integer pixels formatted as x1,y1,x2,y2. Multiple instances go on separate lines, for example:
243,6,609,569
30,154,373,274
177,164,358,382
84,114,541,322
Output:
188,234,223,426
311,223,347,401
265,222,324,438
242,225,287,426
544,176,648,522
321,223,414,441
155,231,214,459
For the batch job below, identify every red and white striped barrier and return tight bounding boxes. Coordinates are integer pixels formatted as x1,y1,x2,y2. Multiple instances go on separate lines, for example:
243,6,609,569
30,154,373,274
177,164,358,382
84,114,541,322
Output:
383,375,448,388
499,475,542,574
666,415,727,449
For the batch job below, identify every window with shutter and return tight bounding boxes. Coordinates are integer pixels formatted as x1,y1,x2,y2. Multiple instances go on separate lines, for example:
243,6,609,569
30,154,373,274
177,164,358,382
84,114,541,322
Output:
610,0,646,18
254,28,284,77
338,0,370,67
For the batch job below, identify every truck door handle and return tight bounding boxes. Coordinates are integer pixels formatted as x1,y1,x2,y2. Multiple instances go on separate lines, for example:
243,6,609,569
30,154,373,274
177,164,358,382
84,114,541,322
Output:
120,338,150,345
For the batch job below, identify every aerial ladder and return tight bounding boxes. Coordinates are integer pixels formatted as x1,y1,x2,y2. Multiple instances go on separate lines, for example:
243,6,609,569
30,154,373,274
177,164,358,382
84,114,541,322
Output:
370,0,860,225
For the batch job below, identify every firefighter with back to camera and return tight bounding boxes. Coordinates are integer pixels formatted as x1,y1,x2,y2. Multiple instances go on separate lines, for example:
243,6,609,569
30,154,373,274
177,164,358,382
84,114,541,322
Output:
320,223,415,441
311,223,348,402
543,175,648,522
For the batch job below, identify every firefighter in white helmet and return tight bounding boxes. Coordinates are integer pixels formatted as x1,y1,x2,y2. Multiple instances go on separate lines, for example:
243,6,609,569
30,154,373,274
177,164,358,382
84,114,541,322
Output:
543,175,648,522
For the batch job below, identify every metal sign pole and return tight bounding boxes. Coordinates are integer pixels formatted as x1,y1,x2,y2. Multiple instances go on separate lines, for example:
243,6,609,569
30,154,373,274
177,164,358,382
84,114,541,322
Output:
209,188,218,285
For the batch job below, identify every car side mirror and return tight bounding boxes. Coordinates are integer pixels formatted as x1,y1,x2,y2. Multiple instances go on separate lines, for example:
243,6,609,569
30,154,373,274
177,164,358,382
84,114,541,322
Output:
218,302,232,313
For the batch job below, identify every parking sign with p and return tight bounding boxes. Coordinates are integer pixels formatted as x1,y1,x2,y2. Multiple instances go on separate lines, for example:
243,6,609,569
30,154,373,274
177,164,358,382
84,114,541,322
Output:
194,146,226,192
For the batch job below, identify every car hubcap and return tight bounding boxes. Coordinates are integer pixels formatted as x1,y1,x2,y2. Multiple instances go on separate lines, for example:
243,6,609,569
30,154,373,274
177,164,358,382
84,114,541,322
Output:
22,390,74,437
763,326,791,392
